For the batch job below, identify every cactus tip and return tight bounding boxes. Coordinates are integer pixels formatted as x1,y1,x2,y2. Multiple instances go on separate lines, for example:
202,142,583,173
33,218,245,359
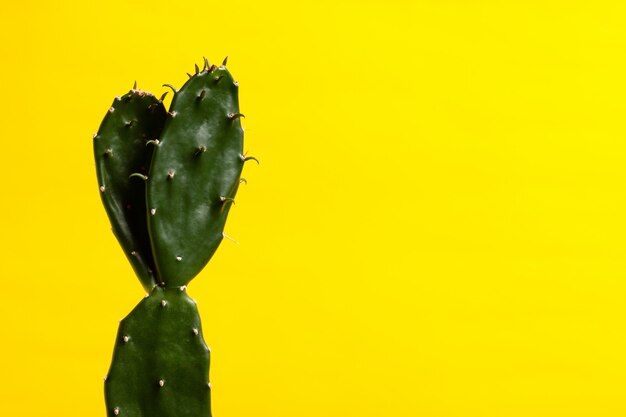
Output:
240,154,260,164
222,232,239,245
163,84,178,94
228,112,245,120
129,173,149,181
220,196,235,205
222,56,228,67
194,145,207,157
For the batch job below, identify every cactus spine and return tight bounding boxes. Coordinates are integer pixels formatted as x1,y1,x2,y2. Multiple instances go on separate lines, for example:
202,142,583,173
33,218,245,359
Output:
94,58,254,417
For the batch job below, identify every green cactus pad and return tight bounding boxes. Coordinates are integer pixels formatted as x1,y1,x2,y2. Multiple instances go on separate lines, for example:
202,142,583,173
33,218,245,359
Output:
105,287,211,417
94,89,167,291
147,66,244,287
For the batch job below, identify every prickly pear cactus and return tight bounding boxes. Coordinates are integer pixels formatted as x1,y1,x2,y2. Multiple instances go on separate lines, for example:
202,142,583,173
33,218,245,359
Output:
94,86,167,292
94,58,255,417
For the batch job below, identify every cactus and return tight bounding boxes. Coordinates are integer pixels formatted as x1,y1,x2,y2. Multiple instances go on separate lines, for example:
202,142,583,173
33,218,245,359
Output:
94,58,254,417
94,86,167,291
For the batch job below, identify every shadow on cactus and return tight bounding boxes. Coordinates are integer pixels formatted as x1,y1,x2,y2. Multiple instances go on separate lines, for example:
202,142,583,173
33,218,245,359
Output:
94,57,257,417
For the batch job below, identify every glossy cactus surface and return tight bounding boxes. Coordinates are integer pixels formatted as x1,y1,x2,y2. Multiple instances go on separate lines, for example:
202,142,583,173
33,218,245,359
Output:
105,287,211,417
147,64,244,287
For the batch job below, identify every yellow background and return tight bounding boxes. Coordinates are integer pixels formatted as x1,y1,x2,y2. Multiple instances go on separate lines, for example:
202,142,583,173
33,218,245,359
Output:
0,1,625,416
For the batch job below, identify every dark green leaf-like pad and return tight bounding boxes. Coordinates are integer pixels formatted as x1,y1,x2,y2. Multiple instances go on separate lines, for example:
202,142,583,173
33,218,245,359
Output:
105,288,211,417
147,67,244,286
94,90,167,291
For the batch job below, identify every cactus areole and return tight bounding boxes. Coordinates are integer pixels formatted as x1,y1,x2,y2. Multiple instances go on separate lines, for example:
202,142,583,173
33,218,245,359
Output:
94,58,254,417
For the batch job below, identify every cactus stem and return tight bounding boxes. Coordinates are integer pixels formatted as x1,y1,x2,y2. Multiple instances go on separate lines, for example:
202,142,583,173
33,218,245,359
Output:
220,196,235,205
195,63,200,75
163,84,178,94
109,106,115,113
228,112,245,120
167,169,176,179
99,185,106,193
150,208,157,215
203,57,210,70
145,139,160,147
221,56,228,67
159,92,168,102
222,232,239,244
197,90,206,100
129,173,148,181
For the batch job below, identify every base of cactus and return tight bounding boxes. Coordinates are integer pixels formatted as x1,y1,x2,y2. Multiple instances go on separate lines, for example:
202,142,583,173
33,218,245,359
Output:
104,287,212,417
